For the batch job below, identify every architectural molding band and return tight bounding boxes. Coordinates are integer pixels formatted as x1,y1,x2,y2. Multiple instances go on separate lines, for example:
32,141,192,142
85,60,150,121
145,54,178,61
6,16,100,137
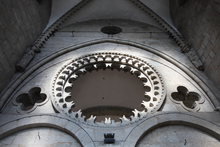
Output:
15,0,203,71
0,114,95,147
0,112,219,147
128,0,204,70
15,0,91,72
32,0,91,50
1,39,219,112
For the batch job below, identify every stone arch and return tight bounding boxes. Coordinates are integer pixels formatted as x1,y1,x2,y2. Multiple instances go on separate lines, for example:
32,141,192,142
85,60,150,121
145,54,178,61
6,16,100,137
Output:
0,127,82,146
136,124,220,147
123,112,220,147
0,115,95,147
1,38,219,111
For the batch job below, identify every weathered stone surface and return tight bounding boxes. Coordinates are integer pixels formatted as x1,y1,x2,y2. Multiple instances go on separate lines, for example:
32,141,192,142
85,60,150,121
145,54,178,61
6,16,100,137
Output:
170,0,220,89
0,127,82,147
0,0,51,92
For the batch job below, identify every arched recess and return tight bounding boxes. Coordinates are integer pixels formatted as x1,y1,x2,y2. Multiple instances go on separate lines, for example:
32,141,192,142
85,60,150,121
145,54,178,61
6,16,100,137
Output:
123,112,220,147
136,125,220,147
0,127,82,146
1,38,219,111
0,115,95,147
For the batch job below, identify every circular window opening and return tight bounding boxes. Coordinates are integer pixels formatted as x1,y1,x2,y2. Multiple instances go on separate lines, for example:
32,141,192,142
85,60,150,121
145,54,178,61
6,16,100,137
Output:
101,26,122,35
70,69,146,122
53,53,165,124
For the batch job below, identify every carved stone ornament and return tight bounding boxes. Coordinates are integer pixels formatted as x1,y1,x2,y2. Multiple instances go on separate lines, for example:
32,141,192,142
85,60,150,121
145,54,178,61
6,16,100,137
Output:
14,87,47,113
171,86,205,112
52,52,166,126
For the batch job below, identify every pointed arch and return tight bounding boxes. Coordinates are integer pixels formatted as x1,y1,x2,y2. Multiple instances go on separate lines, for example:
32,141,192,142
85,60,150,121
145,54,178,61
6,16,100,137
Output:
1,38,219,111
25,0,202,71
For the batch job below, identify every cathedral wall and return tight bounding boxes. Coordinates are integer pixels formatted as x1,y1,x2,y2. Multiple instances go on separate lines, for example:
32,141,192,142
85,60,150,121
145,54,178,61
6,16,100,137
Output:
1,19,218,113
0,19,218,146
0,0,51,92
170,0,220,89
0,4,220,144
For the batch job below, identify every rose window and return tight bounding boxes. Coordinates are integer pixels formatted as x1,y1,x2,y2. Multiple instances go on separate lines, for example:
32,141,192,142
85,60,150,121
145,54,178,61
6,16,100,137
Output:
52,52,165,124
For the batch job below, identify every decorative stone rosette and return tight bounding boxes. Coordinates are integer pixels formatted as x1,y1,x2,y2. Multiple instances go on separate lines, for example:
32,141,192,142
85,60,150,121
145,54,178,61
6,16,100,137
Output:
52,52,166,126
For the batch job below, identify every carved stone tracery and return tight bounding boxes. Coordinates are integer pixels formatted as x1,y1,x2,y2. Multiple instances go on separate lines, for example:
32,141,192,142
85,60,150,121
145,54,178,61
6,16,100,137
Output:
52,52,166,125
14,87,47,113
171,86,205,111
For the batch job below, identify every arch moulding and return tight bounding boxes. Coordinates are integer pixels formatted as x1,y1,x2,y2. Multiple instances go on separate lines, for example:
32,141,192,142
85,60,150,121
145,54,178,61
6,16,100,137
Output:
1,39,219,112
0,114,95,147
124,112,220,147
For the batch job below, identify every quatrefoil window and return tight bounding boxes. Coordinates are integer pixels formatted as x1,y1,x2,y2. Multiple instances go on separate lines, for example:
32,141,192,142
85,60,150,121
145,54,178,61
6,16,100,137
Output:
171,86,203,111
15,87,47,112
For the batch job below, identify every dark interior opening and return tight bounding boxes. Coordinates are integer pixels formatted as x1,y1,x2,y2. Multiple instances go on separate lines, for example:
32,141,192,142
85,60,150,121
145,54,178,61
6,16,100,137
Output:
101,26,122,35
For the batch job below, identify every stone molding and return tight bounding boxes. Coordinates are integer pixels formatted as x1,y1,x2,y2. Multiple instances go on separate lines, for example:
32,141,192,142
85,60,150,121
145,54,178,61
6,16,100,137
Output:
124,112,220,146
0,112,219,147
128,0,203,70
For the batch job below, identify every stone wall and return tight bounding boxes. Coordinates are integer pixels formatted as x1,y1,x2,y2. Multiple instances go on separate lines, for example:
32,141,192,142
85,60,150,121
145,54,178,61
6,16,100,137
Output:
136,125,220,147
0,127,82,147
0,0,51,93
170,0,220,89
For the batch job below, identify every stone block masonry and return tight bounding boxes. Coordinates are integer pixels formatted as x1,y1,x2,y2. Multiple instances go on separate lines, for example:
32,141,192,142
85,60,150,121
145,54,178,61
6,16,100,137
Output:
0,0,51,93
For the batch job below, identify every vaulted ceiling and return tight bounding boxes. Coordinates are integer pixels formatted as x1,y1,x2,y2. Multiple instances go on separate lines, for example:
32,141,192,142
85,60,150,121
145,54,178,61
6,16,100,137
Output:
47,0,173,29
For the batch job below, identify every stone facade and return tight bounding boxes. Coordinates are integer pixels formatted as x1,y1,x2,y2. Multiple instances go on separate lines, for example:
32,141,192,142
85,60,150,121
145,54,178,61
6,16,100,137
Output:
0,0,220,147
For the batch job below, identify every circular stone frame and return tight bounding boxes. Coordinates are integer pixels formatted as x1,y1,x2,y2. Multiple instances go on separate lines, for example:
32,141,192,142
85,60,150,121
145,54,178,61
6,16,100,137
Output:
52,52,166,126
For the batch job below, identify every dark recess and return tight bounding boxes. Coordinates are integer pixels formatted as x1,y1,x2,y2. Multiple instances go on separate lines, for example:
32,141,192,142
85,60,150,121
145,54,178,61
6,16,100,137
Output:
101,26,122,35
